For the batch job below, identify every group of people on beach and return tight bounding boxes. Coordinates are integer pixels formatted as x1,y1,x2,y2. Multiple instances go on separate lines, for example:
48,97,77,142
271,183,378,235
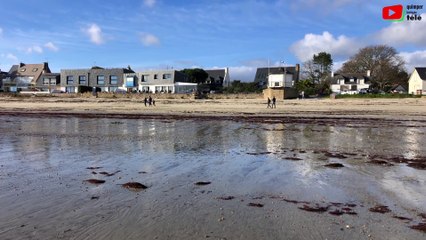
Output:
267,96,276,108
143,96,155,107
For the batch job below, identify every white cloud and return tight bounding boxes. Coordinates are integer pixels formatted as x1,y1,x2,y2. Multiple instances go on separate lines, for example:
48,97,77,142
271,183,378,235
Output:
229,65,257,82
84,24,104,45
399,50,426,73
290,31,360,62
143,0,156,8
376,14,426,47
140,33,160,46
26,45,43,54
44,42,59,52
2,53,18,62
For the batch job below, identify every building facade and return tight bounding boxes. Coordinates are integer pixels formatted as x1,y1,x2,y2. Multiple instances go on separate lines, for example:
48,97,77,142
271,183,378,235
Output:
329,72,370,94
408,67,426,95
61,66,134,93
127,70,197,94
2,62,51,92
254,64,300,88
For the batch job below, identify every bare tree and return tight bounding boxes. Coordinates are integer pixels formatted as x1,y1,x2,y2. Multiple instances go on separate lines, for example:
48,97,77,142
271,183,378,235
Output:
340,45,406,90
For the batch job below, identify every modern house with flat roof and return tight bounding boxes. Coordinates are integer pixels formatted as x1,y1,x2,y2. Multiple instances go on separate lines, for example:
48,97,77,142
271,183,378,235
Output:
2,62,51,92
61,66,135,93
129,69,197,94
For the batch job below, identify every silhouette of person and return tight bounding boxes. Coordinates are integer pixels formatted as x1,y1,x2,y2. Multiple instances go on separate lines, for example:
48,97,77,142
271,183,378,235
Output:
144,97,148,107
272,96,276,108
267,97,271,108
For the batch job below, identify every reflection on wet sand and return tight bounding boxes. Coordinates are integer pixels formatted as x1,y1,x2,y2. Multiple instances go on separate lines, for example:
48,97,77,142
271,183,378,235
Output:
0,116,425,239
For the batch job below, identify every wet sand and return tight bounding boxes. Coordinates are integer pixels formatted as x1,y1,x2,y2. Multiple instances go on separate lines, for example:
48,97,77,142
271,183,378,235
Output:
0,97,426,239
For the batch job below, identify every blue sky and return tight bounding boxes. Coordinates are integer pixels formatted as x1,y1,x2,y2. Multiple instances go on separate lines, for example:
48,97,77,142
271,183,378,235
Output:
0,0,425,81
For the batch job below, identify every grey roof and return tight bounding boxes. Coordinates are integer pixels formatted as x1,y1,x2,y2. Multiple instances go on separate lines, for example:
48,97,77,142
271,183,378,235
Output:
415,67,426,80
254,66,300,83
329,73,371,84
205,69,225,80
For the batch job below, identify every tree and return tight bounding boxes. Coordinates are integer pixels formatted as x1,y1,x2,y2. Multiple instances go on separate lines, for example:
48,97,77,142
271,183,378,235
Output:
339,45,406,91
223,81,262,93
302,52,333,84
180,68,208,84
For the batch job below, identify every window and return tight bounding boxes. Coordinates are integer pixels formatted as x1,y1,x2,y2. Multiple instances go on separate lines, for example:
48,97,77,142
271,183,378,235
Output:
97,75,105,85
141,74,149,82
126,76,135,87
50,79,57,85
163,74,172,79
32,68,38,72
20,68,26,72
110,75,118,85
274,82,280,87
154,74,158,79
43,78,50,85
79,75,86,85
66,76,74,85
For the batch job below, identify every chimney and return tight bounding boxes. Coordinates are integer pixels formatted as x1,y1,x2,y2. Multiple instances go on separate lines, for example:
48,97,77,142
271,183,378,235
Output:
20,62,25,68
295,63,300,81
366,70,371,77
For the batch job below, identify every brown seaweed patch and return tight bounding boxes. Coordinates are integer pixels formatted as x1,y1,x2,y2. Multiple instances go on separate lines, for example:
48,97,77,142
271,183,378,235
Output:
407,162,426,170
246,152,272,155
84,179,105,184
99,170,120,177
410,223,426,232
195,181,211,186
248,203,264,207
392,215,413,222
419,213,426,219
369,205,391,214
299,204,329,213
217,196,235,200
284,157,303,161
324,163,344,168
329,210,344,216
86,167,102,170
121,182,148,190
368,160,394,166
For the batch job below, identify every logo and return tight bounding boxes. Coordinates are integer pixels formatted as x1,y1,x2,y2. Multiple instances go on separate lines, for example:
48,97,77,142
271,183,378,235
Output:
382,4,404,21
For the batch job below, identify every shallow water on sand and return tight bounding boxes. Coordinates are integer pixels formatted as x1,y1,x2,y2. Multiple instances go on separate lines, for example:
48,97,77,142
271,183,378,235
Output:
0,116,425,239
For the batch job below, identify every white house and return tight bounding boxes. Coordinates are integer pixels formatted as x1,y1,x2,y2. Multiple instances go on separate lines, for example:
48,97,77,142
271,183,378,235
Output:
268,73,294,88
330,71,371,94
408,67,426,95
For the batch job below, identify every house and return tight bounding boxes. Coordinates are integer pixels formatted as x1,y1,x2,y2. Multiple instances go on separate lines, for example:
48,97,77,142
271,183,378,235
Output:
258,65,300,99
408,67,426,95
390,84,408,93
204,68,231,89
129,69,197,94
254,64,300,88
38,73,61,92
0,69,7,91
329,71,371,94
2,62,51,92
61,66,135,93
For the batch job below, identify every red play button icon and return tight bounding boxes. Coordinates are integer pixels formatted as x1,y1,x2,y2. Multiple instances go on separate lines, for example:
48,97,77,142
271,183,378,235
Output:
382,5,404,20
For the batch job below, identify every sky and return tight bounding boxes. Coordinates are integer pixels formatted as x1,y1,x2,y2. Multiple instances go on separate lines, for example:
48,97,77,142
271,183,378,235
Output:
0,0,425,81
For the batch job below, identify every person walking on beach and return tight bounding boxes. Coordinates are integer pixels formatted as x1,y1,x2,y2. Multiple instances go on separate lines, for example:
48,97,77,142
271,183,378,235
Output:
152,98,156,106
267,97,271,108
144,97,148,107
148,96,152,106
272,96,276,108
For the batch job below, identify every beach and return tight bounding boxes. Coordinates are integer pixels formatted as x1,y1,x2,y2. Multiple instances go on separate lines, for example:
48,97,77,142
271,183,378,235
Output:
0,96,426,121
0,96,425,240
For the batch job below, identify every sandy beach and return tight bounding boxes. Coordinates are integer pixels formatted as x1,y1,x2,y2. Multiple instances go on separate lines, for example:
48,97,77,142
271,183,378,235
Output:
0,96,425,240
0,96,426,121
